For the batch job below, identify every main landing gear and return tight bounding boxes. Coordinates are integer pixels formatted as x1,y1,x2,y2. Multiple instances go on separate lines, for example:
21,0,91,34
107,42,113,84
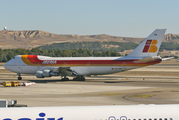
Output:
73,76,85,81
61,76,69,81
60,76,86,81
17,73,22,80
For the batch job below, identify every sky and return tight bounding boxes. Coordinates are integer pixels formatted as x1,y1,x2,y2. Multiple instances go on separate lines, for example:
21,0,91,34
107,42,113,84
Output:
0,0,179,37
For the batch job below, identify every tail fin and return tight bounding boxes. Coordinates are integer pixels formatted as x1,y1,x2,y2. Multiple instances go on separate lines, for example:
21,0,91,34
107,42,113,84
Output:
127,29,166,57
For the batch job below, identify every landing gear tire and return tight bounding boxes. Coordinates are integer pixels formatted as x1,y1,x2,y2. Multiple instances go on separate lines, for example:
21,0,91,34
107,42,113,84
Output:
17,73,22,80
61,78,69,81
73,76,85,81
18,77,22,80
73,78,77,81
80,76,85,81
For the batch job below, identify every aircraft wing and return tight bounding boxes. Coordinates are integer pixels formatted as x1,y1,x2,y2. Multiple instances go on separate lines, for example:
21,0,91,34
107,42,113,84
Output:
58,67,76,76
57,67,90,76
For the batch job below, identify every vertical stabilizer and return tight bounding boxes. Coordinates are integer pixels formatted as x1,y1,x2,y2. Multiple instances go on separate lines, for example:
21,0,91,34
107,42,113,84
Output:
127,29,166,57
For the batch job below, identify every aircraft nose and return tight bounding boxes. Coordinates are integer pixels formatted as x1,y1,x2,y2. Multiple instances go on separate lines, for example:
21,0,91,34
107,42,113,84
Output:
3,62,10,70
3,62,8,69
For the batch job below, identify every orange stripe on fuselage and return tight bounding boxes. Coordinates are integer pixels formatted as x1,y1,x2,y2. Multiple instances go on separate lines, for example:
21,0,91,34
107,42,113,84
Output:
21,55,36,65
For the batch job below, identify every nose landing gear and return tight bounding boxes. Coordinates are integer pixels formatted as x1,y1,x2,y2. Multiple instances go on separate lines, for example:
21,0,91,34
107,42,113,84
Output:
17,73,22,80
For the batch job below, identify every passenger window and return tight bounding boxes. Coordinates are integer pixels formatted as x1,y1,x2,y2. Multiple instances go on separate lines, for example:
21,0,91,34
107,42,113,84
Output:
164,119,167,120
154,119,157,120
143,119,146,120
149,119,152,120
170,118,172,120
159,118,162,120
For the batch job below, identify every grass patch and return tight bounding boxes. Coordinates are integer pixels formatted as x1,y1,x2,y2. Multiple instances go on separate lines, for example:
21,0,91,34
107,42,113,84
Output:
102,93,122,96
171,91,179,92
131,94,154,98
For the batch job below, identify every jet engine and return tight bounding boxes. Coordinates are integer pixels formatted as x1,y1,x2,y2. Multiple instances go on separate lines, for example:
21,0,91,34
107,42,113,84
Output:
36,69,59,78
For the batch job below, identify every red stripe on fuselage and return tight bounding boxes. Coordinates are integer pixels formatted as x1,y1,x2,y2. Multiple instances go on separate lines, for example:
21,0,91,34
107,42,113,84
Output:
28,55,42,64
24,55,161,66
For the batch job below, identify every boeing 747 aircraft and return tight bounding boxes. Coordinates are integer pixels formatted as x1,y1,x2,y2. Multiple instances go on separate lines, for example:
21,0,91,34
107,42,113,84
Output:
0,104,176,120
4,29,166,81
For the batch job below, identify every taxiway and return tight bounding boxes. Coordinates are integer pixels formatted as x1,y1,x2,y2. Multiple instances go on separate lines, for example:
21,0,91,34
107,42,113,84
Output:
0,60,179,106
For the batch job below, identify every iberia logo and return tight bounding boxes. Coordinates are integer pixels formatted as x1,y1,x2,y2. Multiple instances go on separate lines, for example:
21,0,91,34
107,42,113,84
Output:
142,39,158,53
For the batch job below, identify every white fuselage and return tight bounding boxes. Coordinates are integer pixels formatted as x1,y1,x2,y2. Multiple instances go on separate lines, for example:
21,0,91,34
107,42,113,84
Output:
3,55,160,76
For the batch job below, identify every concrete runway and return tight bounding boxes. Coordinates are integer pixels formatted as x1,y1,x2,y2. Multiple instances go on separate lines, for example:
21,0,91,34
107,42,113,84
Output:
1,61,179,107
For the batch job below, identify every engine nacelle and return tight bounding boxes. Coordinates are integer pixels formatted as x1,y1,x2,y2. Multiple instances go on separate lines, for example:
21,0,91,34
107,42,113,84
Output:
36,70,59,78
50,72,59,76
36,71,44,78
43,69,51,77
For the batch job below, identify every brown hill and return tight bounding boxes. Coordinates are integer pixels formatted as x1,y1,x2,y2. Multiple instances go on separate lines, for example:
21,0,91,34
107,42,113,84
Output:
0,30,178,49
0,30,66,49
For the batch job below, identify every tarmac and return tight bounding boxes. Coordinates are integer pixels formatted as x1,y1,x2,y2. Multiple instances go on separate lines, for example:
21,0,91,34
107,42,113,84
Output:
0,60,179,107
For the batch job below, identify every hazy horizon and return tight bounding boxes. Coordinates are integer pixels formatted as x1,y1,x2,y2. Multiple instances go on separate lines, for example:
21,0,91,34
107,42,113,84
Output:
1,0,179,37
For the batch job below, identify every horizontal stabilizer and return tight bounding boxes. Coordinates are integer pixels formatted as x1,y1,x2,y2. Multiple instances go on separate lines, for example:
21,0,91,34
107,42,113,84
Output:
162,57,174,61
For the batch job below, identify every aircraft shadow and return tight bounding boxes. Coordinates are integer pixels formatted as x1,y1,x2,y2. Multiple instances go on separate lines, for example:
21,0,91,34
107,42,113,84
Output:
28,79,64,83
